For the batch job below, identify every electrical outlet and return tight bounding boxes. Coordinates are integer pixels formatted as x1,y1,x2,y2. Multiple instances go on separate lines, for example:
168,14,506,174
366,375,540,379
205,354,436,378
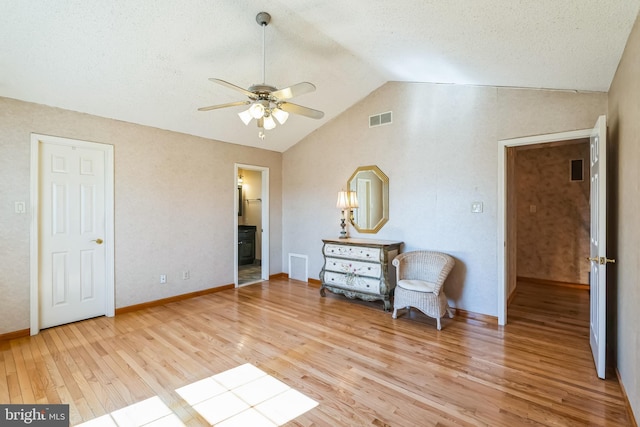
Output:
182,270,190,280
160,274,167,284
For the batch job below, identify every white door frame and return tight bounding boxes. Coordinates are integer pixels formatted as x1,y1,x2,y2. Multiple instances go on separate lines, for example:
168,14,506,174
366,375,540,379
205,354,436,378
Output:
497,128,592,325
234,163,269,287
30,134,115,335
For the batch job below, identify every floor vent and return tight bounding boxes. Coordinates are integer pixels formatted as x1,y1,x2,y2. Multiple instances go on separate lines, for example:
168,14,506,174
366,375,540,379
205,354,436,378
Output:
369,111,392,127
288,253,308,282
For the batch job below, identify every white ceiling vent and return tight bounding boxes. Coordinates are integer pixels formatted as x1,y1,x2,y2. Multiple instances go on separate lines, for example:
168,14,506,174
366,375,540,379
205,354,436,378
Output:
369,111,392,128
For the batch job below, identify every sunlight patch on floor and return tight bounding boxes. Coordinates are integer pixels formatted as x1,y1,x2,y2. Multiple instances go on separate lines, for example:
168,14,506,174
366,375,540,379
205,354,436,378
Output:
75,396,182,427
76,363,317,426
178,363,317,426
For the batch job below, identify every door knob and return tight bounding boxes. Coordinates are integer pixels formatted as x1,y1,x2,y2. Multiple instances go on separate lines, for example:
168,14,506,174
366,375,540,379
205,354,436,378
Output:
92,238,104,245
586,256,616,265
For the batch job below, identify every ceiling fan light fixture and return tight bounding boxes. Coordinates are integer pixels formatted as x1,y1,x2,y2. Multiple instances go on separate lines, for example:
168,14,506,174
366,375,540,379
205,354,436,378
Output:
249,102,266,119
238,108,253,125
272,107,289,125
199,11,323,140
263,114,277,130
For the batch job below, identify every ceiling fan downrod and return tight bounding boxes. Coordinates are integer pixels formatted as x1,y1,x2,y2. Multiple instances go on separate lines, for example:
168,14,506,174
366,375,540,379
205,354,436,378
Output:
256,12,271,85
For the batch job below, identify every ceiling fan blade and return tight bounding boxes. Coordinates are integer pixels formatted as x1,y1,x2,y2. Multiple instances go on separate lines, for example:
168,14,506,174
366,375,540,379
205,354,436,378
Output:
279,102,324,119
198,100,250,111
208,78,257,98
271,82,316,100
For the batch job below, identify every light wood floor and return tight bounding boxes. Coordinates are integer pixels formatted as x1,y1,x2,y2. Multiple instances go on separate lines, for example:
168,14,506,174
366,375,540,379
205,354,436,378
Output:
0,279,632,426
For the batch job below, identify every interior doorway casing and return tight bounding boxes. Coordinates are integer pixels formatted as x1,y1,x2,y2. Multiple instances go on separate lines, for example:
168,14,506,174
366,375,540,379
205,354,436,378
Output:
234,163,269,287
29,134,115,336
497,128,592,325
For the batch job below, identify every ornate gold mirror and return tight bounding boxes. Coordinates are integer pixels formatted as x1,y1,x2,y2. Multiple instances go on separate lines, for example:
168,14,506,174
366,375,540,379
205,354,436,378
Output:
347,165,389,233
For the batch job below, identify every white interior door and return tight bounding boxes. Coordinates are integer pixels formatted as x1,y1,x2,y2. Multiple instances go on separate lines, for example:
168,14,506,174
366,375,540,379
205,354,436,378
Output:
39,140,108,328
589,115,610,379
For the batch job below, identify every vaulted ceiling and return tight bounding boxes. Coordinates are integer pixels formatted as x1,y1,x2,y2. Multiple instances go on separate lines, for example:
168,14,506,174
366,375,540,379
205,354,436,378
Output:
2,1,639,152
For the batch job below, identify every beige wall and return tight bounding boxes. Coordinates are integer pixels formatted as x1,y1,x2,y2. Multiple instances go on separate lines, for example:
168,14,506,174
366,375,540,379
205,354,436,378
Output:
283,82,607,316
515,142,590,284
608,10,640,423
0,97,282,334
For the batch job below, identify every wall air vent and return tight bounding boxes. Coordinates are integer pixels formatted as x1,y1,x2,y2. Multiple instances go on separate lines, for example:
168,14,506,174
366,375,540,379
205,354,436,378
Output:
288,253,308,282
369,111,392,128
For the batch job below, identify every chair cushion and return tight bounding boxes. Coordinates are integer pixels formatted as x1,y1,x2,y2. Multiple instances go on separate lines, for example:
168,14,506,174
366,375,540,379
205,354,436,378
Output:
397,279,437,293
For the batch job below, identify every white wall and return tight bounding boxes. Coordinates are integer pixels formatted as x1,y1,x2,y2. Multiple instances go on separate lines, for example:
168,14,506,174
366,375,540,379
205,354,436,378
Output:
283,82,607,316
0,97,283,334
608,10,640,422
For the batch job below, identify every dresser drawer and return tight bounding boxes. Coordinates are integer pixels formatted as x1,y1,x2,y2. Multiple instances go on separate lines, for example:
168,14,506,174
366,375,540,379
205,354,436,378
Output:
324,244,381,261
324,257,381,278
323,271,380,293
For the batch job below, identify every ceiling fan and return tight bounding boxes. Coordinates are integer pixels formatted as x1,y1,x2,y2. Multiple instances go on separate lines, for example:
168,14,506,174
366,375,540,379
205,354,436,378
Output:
198,12,324,139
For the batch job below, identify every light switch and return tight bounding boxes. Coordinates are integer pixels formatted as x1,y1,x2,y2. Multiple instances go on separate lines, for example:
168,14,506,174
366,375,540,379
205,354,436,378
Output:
530,205,537,213
15,201,26,214
471,201,483,213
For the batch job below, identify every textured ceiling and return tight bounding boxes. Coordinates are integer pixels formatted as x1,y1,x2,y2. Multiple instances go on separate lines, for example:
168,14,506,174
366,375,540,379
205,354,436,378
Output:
1,1,639,152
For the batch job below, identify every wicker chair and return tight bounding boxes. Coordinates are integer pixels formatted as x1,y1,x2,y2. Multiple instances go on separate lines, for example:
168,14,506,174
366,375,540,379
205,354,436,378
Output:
392,251,455,330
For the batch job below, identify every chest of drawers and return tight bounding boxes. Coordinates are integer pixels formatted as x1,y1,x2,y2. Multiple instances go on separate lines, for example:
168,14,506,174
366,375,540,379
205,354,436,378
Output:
320,238,402,310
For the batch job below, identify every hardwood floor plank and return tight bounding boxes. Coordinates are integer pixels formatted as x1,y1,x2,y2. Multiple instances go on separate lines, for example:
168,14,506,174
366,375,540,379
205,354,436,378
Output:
0,279,633,426
10,340,34,403
0,349,9,404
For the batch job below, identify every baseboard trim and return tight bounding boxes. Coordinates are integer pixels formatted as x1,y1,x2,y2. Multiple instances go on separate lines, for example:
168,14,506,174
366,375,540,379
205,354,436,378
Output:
308,278,321,287
0,328,30,342
507,288,517,306
270,273,321,287
115,284,234,315
517,276,589,290
455,308,498,325
616,368,638,427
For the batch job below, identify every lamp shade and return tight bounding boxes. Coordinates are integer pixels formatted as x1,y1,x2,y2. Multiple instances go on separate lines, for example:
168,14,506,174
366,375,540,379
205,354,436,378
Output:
263,114,276,130
238,108,253,125
336,191,350,209
272,108,289,125
249,102,266,119
348,191,359,208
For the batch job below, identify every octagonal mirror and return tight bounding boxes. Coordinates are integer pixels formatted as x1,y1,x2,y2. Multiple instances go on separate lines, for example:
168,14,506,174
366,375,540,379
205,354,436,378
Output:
347,165,389,233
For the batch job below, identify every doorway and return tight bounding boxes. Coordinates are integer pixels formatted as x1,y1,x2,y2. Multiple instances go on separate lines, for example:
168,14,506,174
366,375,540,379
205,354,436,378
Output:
507,140,591,331
235,164,269,286
497,128,593,325
30,134,115,335
511,139,590,288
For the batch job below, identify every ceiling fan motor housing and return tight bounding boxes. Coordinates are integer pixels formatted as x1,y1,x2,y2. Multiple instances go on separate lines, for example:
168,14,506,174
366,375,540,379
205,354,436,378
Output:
248,84,278,98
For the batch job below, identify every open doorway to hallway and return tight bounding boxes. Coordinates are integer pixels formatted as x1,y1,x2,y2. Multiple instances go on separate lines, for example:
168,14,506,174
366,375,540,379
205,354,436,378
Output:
509,139,591,299
235,164,270,286
506,141,592,360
